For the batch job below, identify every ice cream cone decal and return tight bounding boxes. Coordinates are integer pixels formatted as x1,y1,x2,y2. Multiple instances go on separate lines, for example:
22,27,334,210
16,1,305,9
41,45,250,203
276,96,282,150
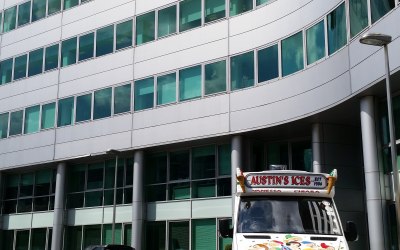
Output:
236,168,246,193
327,169,337,194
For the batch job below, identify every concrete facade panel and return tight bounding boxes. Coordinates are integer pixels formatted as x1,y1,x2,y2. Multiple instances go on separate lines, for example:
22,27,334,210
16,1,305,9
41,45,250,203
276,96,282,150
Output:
135,0,176,15
32,212,54,228
147,201,191,221
0,129,55,154
0,145,55,169
67,208,103,226
2,214,32,230
192,198,231,219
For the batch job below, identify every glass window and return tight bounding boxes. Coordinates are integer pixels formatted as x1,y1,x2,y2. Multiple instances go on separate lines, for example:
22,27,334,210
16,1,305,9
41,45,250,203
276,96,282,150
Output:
87,163,103,190
267,142,288,167
192,145,215,179
349,0,368,37
230,0,253,16
157,73,176,105
292,141,312,172
114,83,131,114
76,93,92,122
28,48,44,77
219,219,233,250
103,224,122,245
179,65,201,101
217,177,231,196
192,180,215,198
48,0,62,15
147,153,167,184
170,150,189,181
20,173,34,197
218,144,231,176
96,25,114,57
41,102,55,129
169,182,190,200
57,97,74,127
15,230,30,250
1,230,14,250
68,164,85,192
192,219,216,250
3,7,17,32
179,0,201,32
32,0,46,22
136,12,155,45
158,5,177,38
231,51,254,90
64,226,82,250
146,184,166,202
124,224,132,246
64,0,79,10
45,44,59,71
85,191,103,207
35,169,52,196
31,228,47,250
146,222,166,250
116,20,133,50
14,54,28,80
9,110,23,136
306,21,325,65
79,32,94,61
134,77,154,111
281,31,304,77
24,105,40,134
0,113,9,138
4,174,19,199
61,37,77,67
17,1,31,27
371,0,394,23
327,3,347,55
93,88,112,119
33,196,49,211
205,60,226,95
205,0,225,23
169,221,189,250
256,0,271,5
258,44,278,83
0,58,13,84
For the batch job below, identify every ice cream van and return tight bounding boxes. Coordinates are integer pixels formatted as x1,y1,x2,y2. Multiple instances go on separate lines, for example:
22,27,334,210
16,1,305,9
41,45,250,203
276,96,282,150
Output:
219,168,358,250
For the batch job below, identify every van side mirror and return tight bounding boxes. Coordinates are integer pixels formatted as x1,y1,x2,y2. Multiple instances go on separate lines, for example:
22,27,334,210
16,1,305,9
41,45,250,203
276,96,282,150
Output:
219,219,233,238
344,221,358,242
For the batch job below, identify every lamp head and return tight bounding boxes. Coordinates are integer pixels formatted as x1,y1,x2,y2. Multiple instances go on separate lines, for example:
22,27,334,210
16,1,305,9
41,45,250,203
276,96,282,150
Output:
360,33,392,46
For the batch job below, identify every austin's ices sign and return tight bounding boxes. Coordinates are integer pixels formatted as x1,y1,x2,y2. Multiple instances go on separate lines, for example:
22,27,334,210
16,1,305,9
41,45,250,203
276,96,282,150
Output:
245,173,328,189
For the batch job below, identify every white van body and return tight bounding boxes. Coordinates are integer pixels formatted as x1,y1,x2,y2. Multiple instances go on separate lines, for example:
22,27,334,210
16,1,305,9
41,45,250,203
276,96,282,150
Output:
231,169,349,250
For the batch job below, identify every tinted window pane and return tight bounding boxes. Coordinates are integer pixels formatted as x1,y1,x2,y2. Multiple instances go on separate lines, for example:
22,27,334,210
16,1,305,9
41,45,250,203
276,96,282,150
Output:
68,165,85,193
170,151,189,180
57,97,74,127
349,0,368,37
218,144,231,176
28,48,44,77
192,145,215,179
17,1,31,27
134,78,154,111
93,88,112,119
169,222,189,250
14,54,28,80
48,0,62,15
87,163,103,190
217,177,231,196
146,222,166,250
61,37,77,67
9,110,23,136
85,191,103,207
5,175,19,199
0,113,9,138
3,200,17,214
282,31,304,77
0,59,13,84
231,51,254,90
20,173,34,197
76,94,92,122
205,60,226,95
292,141,312,172
33,196,49,211
24,105,40,134
35,169,52,196
96,25,114,57
158,5,176,38
157,73,176,105
169,182,190,200
147,153,167,184
371,0,394,23
103,224,122,245
114,84,131,114
179,0,201,32
41,102,55,129
256,0,271,5
327,3,347,55
136,12,155,45
15,230,30,250
31,228,47,250
192,219,216,249
205,0,225,23
306,21,325,65
179,65,201,101
116,20,133,50
230,0,253,16
84,225,101,246
146,184,166,202
1,230,14,250
192,180,215,198
258,44,279,82
3,7,16,32
79,33,94,61
64,226,82,250
45,44,59,71
64,0,78,10
32,0,46,22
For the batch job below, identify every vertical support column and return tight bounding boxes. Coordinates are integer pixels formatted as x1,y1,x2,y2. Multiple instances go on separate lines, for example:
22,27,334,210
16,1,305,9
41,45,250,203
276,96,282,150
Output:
231,135,242,219
132,150,144,250
360,96,386,249
51,162,67,250
312,123,323,173
0,172,3,229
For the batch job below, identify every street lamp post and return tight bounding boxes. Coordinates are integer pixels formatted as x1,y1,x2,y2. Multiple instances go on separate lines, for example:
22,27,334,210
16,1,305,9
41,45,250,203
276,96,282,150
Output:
360,33,400,249
106,149,120,244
